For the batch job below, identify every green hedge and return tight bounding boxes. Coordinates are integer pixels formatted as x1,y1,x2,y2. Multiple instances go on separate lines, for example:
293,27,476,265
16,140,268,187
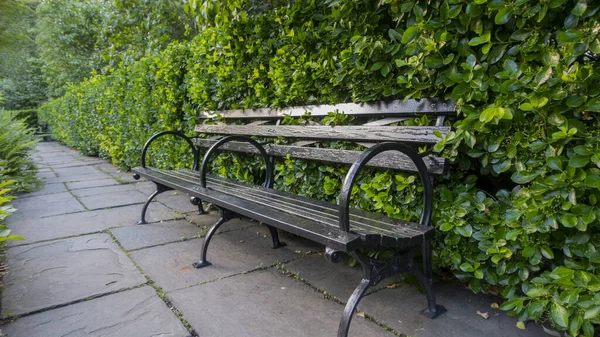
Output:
39,0,600,334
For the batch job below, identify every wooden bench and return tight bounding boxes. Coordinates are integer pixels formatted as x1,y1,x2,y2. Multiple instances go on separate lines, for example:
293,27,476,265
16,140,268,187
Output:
34,123,50,141
132,99,452,337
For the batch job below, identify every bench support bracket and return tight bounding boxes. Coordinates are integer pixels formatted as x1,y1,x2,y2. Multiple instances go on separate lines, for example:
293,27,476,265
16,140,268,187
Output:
190,196,206,215
265,225,286,249
192,207,237,269
137,183,173,225
337,244,444,337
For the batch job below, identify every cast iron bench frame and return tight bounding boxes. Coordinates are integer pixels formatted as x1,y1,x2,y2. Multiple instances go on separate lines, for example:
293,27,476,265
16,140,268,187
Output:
132,99,453,337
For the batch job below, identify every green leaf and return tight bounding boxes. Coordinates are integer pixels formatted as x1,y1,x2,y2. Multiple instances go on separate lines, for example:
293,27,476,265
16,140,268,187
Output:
560,214,578,227
540,246,554,259
503,59,518,74
566,96,584,107
569,315,583,337
569,155,590,168
526,287,549,297
456,224,473,237
460,262,474,272
584,306,600,320
388,29,403,42
370,61,385,71
551,302,569,328
401,26,420,44
511,171,539,184
547,157,562,171
488,45,506,64
585,175,600,189
519,102,533,111
468,31,491,46
571,0,587,16
557,30,583,43
495,8,513,25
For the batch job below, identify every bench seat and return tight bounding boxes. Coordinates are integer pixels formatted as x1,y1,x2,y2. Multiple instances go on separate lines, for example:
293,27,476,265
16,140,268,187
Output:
133,166,432,252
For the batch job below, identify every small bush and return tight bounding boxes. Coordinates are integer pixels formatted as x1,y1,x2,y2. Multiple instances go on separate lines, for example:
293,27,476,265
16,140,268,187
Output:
0,180,24,243
0,111,41,192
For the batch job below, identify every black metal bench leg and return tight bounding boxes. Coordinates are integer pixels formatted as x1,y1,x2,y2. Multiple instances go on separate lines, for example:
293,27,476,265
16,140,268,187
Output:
192,208,235,269
190,197,206,215
138,183,172,225
338,251,374,337
413,238,446,318
265,225,286,249
339,278,372,337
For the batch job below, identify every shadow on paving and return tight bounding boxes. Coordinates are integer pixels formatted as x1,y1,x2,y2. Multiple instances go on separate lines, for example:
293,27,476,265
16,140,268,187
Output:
0,142,554,337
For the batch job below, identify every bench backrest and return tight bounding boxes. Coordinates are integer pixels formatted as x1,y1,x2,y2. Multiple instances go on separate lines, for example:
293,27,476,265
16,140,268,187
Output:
193,99,454,175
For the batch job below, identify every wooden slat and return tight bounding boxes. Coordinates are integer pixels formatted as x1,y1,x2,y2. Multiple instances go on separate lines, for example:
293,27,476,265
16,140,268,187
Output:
132,167,363,251
193,139,446,174
194,125,449,144
198,99,455,119
291,117,409,148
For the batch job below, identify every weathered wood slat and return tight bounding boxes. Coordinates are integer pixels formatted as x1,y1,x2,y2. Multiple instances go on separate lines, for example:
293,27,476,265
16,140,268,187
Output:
132,167,363,251
194,125,449,144
198,99,455,119
192,139,446,174
291,117,409,148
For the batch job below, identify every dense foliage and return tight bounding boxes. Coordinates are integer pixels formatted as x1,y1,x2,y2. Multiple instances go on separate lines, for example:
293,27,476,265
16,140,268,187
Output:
39,0,600,334
0,0,47,110
0,180,24,243
0,111,40,192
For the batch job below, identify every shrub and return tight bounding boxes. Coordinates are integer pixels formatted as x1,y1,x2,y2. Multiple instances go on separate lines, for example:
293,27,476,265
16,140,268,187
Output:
0,111,41,192
39,0,600,334
7,109,39,129
0,180,24,243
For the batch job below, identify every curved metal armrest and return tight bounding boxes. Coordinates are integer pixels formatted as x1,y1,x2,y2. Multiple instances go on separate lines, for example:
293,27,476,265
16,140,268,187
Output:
199,135,274,189
140,131,199,170
338,142,433,232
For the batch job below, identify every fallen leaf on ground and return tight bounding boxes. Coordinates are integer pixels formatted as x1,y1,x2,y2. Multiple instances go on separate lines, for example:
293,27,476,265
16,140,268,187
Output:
386,284,398,289
356,311,365,318
516,322,526,330
541,325,561,336
490,302,499,309
239,240,244,243
476,311,489,319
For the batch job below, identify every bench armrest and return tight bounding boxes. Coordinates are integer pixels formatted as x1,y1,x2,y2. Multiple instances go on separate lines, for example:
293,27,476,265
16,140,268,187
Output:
199,135,274,189
338,142,433,232
140,130,199,170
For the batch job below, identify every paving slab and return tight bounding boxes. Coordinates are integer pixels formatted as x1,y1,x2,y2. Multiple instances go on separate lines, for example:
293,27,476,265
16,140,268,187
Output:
2,233,146,317
283,254,400,301
95,163,145,183
7,203,180,246
49,159,109,169
66,178,122,190
36,171,57,179
130,227,304,291
77,189,150,210
185,212,260,230
168,268,394,337
17,183,67,198
157,192,199,213
9,192,85,220
53,166,108,177
1,286,190,337
359,282,548,337
111,220,204,251
70,183,147,198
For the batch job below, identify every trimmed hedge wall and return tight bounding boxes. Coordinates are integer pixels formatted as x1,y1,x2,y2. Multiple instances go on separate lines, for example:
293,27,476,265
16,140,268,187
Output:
39,0,600,334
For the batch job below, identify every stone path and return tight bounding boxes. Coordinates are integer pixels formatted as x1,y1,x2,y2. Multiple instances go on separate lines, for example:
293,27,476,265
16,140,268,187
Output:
0,142,551,337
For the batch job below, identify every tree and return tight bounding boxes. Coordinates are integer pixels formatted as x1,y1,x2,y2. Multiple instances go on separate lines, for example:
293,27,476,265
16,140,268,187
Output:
0,0,46,109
